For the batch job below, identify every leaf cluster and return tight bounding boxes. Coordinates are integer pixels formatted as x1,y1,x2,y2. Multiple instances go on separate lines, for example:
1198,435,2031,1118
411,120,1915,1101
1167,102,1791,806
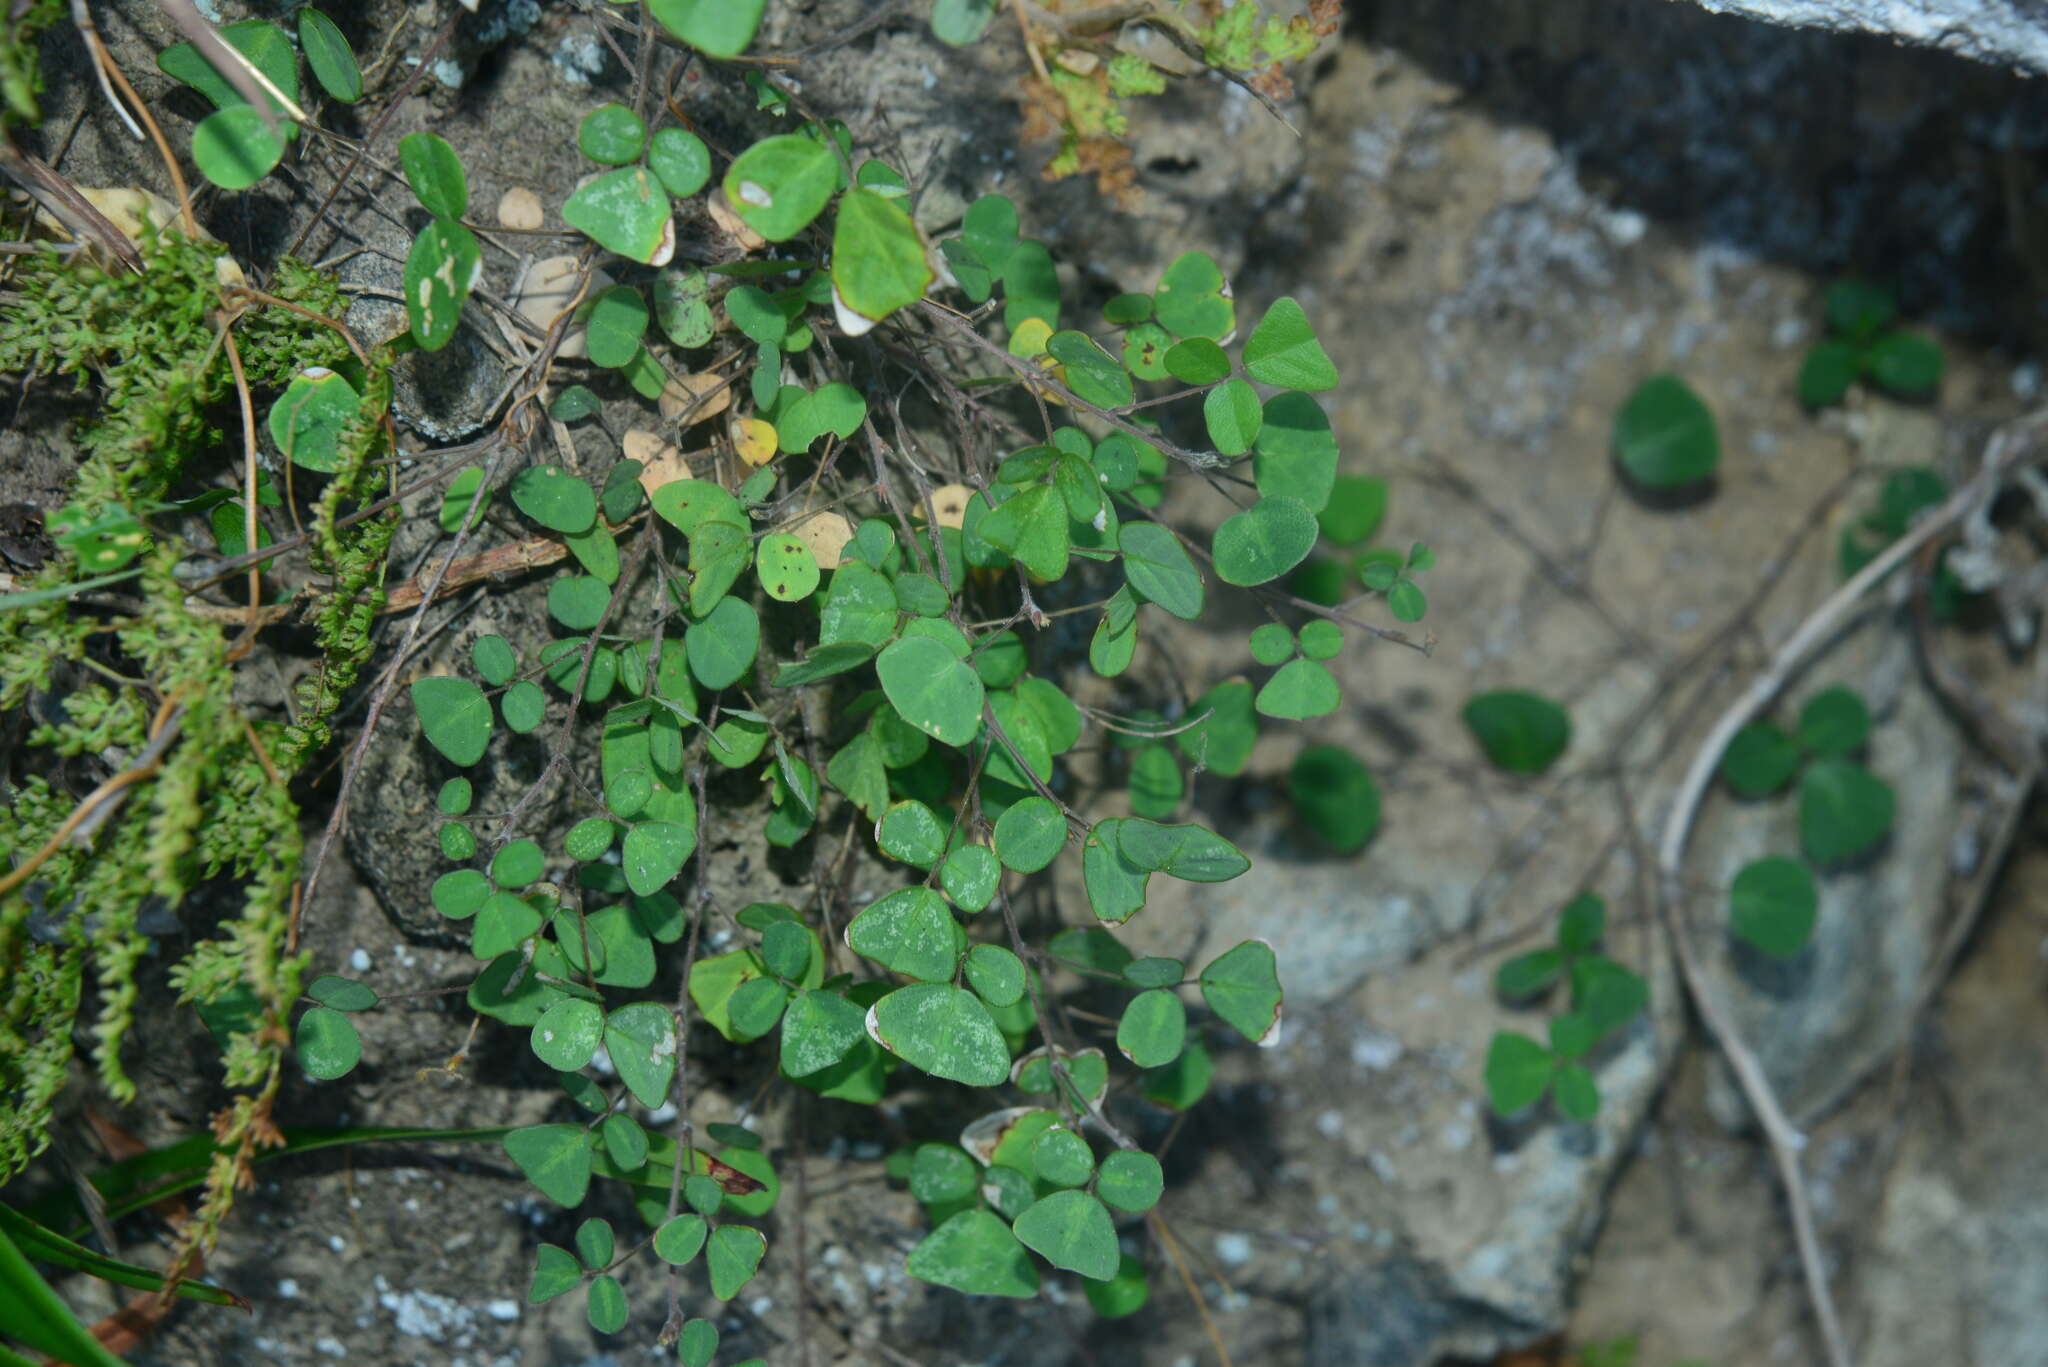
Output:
1798,279,1945,408
0,2,1418,1352
1716,683,1894,957
1486,894,1648,1121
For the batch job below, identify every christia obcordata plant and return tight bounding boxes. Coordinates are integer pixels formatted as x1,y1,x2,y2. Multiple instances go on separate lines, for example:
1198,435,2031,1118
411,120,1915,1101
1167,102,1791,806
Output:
0,3,1575,1362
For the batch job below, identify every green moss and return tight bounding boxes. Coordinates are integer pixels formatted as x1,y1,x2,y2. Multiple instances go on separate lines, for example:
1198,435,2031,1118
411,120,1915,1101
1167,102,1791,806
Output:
0,237,387,1196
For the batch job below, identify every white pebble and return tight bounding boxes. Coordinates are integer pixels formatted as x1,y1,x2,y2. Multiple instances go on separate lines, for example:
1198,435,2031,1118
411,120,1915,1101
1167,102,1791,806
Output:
1213,1233,1253,1267
349,948,372,973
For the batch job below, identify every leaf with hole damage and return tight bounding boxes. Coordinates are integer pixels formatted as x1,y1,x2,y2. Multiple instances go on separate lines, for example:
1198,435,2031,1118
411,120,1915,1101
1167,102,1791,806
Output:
723,133,836,242
775,382,867,453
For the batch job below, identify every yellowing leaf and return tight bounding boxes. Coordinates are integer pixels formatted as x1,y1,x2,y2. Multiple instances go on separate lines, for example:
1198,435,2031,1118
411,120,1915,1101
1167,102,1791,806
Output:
1009,317,1054,360
733,417,778,467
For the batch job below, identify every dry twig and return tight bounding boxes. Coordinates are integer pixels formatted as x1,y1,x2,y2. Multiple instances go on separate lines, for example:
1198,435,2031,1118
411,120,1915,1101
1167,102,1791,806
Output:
1654,407,2048,1367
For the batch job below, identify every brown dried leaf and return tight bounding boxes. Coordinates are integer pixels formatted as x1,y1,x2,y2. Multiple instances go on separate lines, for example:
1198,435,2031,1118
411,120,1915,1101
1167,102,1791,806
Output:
660,372,732,425
785,510,854,570
625,429,692,491
923,483,972,530
706,188,767,253
515,255,611,360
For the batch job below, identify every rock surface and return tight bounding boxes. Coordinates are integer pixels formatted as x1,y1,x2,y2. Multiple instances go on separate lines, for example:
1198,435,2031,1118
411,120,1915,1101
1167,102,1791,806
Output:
1680,0,2048,73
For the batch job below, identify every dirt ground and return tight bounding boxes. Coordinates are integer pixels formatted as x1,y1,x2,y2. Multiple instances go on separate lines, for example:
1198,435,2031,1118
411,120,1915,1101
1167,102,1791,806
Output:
7,2,2048,1366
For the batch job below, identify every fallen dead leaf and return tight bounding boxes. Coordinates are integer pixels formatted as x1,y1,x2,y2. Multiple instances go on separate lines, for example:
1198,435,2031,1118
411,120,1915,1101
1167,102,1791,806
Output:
659,372,732,425
785,510,854,569
624,430,692,492
922,483,972,529
706,188,767,253
497,186,544,230
35,186,246,288
514,255,612,360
